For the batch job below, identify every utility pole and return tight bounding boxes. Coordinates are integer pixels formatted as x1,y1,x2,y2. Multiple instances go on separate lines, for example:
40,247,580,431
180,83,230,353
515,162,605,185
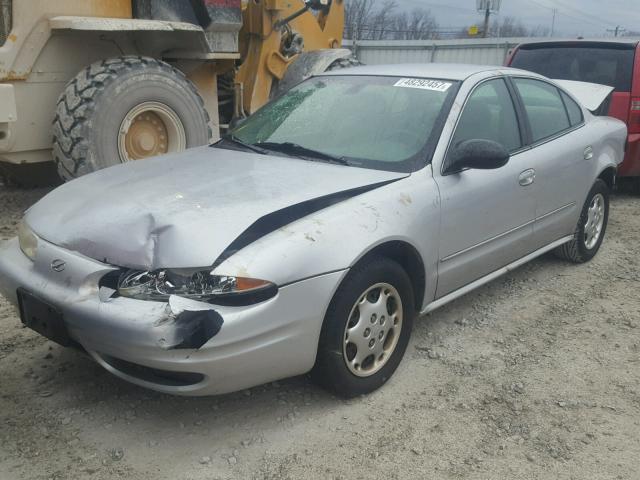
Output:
477,0,501,38
606,25,625,37
482,5,490,38
550,8,557,37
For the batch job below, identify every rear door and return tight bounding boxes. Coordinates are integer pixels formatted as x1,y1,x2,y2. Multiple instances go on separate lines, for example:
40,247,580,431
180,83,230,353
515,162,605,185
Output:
509,42,636,122
510,77,590,246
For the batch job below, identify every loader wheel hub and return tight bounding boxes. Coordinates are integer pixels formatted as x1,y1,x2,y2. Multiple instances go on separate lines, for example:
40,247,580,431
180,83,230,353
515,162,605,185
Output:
118,102,187,162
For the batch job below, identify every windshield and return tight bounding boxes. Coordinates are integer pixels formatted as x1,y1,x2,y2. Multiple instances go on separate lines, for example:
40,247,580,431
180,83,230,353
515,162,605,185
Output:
226,75,457,172
511,44,635,92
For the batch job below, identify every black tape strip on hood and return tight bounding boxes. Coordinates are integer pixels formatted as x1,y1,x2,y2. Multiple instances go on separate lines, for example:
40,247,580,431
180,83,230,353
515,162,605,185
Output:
212,178,404,269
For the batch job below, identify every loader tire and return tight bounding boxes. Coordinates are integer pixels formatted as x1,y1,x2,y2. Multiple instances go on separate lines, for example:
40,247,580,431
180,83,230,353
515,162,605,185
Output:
53,56,211,182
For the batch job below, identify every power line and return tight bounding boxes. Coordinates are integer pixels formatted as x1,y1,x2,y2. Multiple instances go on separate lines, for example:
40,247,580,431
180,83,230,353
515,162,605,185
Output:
606,26,626,37
554,0,619,28
529,0,620,30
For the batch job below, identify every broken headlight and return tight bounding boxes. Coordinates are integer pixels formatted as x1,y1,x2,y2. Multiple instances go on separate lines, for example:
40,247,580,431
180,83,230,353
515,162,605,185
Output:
18,221,38,261
117,269,277,305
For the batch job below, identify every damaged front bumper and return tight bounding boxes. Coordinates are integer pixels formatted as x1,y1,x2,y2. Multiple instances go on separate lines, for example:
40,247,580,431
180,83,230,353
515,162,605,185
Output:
0,237,345,396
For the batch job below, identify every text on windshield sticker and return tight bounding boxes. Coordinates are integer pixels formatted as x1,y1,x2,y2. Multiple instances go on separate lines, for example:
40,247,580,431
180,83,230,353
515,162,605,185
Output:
394,78,452,92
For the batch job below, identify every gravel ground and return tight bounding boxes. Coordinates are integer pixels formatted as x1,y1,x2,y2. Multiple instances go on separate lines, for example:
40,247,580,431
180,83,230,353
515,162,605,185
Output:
0,184,639,480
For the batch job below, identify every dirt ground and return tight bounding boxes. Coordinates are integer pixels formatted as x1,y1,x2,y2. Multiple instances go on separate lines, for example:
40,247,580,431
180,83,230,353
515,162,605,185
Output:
0,183,639,480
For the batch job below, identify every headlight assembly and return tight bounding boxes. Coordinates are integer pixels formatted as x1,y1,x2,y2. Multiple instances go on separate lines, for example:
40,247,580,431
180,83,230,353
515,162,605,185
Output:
117,268,278,306
18,221,38,261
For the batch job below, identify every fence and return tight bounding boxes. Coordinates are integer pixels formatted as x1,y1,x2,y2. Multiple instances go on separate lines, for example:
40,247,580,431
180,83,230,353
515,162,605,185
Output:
343,38,535,66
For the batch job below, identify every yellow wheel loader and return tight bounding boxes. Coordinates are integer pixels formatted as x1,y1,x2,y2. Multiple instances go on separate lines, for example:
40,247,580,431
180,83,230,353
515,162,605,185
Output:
0,0,352,184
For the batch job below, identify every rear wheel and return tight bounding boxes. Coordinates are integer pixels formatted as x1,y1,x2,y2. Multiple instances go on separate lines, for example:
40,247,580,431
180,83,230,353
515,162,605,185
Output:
53,56,211,181
312,257,415,397
555,179,609,263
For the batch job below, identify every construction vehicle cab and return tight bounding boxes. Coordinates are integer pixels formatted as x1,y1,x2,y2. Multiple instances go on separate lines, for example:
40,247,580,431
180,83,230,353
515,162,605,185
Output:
0,0,349,184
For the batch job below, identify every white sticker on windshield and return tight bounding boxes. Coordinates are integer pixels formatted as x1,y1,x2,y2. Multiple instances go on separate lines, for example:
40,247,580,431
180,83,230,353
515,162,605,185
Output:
394,78,452,92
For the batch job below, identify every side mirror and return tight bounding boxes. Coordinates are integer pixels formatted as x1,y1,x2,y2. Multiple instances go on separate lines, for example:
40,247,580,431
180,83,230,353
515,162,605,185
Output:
446,139,510,173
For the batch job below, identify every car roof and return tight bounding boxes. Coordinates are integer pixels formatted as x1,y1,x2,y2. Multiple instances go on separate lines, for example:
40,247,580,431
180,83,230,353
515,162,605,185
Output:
321,63,532,81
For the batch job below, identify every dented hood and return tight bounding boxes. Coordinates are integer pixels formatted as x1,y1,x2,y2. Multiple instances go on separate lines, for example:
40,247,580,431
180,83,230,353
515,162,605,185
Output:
25,147,406,270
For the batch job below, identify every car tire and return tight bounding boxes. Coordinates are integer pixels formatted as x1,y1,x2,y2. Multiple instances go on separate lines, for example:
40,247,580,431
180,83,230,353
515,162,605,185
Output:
554,179,609,263
52,56,212,181
311,257,415,398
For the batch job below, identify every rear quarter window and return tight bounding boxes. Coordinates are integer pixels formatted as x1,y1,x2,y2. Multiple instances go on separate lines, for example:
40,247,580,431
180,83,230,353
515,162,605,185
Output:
560,91,584,127
510,45,635,92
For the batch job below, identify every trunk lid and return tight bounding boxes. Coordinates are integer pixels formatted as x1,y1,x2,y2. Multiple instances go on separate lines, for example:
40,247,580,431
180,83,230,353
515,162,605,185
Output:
552,79,615,113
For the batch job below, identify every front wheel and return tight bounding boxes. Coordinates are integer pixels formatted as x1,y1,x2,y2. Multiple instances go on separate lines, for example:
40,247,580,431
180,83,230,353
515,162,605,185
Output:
555,179,610,263
311,257,415,397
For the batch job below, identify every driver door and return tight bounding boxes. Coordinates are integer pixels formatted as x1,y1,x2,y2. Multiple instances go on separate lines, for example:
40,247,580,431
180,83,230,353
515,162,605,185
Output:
433,78,537,297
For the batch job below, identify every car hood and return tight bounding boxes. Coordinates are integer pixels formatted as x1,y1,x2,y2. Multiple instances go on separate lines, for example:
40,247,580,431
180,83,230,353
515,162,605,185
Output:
25,147,407,270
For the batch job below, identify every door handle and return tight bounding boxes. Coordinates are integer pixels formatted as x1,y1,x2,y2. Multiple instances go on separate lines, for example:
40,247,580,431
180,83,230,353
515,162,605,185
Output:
519,169,536,186
584,146,594,160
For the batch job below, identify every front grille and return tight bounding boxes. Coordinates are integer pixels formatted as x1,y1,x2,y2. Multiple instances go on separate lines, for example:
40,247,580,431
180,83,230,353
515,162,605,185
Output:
0,0,11,47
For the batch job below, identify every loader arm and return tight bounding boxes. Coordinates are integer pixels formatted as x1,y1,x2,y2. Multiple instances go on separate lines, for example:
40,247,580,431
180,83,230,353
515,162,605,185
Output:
235,0,344,116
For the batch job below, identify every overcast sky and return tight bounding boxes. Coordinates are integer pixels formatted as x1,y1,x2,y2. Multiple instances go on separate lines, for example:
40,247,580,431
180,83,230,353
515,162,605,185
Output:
400,0,640,37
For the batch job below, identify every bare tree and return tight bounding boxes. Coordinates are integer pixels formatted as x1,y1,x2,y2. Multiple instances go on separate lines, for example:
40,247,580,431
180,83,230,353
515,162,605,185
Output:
494,16,528,37
344,0,438,40
454,16,551,39
345,1,552,41
344,0,376,40
527,25,550,37
392,8,439,40
368,0,398,40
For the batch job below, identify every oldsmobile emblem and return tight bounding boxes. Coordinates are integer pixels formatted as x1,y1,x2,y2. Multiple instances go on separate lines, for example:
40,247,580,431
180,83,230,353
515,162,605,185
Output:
51,259,66,272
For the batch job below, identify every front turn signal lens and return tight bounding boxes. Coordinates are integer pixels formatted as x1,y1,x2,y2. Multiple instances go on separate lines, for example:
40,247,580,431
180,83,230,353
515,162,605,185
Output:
18,221,38,262
235,277,272,291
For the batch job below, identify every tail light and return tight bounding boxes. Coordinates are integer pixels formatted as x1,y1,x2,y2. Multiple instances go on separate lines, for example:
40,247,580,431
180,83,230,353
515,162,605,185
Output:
629,97,640,134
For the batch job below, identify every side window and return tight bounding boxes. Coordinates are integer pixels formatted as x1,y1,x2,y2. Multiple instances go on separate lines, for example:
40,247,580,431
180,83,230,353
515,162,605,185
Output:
450,79,522,154
560,91,584,127
513,78,571,142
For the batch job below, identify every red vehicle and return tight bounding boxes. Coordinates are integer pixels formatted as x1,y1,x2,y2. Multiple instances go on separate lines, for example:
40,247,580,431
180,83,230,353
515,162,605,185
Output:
507,40,640,189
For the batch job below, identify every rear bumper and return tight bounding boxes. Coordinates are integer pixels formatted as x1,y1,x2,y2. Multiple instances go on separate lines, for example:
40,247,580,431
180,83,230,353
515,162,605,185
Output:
0,237,345,395
618,133,640,177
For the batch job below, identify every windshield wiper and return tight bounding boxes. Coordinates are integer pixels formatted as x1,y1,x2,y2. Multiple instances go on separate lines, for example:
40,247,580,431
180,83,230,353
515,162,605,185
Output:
219,135,269,155
254,142,350,166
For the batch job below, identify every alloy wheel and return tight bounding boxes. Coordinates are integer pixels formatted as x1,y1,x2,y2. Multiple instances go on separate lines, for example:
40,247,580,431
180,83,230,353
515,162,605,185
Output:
584,193,605,250
343,283,403,377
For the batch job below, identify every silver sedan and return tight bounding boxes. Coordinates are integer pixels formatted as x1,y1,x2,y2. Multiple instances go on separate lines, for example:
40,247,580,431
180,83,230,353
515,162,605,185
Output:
0,64,626,397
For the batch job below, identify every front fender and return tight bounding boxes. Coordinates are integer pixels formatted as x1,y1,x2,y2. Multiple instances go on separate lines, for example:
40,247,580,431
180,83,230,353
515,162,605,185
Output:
213,172,441,305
